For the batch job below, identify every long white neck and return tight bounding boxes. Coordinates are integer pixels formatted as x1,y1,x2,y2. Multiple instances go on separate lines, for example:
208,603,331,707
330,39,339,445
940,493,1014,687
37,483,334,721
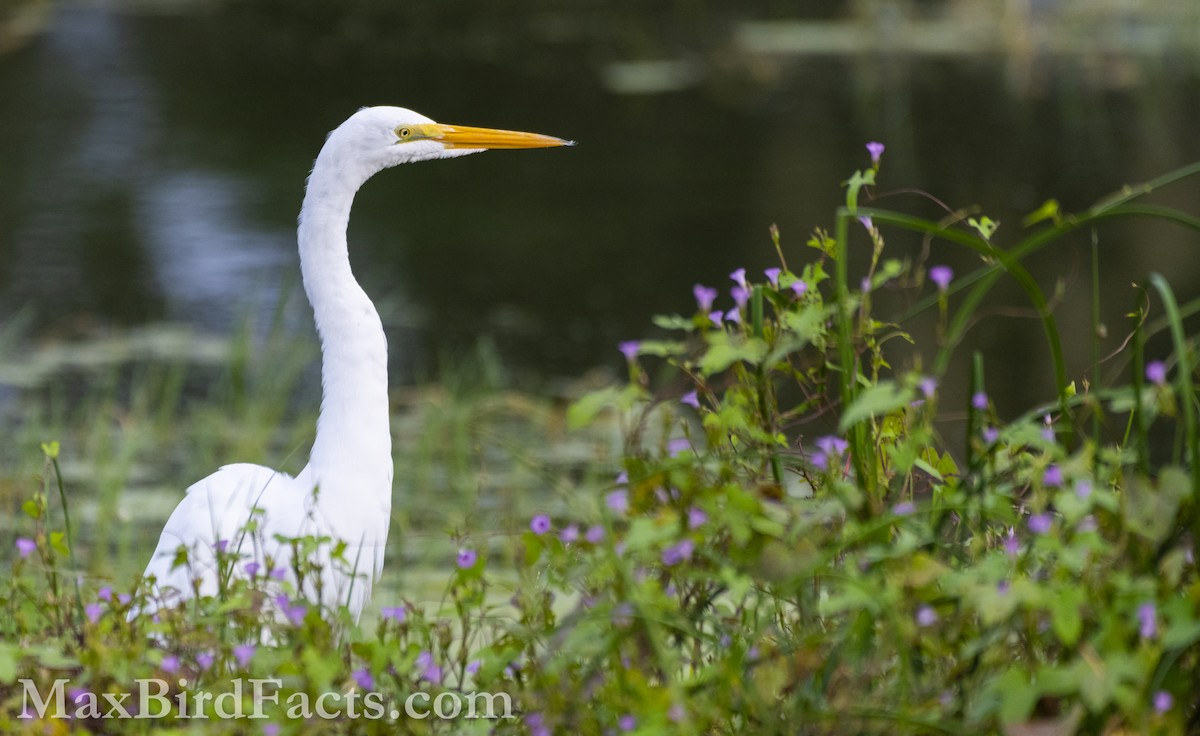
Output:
296,145,394,538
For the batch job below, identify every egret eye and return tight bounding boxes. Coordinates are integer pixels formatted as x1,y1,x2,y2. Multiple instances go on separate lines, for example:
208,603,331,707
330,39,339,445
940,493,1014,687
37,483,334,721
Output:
397,127,412,140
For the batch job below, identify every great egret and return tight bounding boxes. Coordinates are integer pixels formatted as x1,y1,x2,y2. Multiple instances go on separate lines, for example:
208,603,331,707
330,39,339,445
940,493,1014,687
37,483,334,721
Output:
137,107,570,621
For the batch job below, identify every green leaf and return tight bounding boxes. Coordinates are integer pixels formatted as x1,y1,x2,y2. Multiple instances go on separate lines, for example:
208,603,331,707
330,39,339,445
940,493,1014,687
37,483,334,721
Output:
1124,467,1188,544
0,645,17,683
22,499,41,520
636,340,687,357
567,385,639,430
839,380,915,432
1048,587,1084,647
967,215,999,240
651,314,695,332
698,333,768,375
49,531,70,557
843,169,876,211
1022,199,1061,227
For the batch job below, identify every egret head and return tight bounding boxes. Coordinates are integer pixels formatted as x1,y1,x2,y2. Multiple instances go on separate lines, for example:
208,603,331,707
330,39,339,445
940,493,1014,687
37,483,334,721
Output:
325,106,572,180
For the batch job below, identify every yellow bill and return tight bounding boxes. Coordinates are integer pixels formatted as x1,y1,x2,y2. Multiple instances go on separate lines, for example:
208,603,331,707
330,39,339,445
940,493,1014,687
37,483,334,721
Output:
432,123,573,150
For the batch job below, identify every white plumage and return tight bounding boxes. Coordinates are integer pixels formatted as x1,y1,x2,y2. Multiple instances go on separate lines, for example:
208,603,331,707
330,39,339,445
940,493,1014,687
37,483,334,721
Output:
137,107,570,620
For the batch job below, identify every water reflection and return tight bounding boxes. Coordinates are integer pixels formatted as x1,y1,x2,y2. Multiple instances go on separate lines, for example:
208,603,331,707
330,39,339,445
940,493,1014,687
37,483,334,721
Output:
0,3,1198,415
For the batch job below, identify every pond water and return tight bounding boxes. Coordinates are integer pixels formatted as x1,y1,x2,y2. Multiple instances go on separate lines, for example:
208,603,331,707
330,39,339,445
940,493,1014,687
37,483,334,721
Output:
2,2,1199,415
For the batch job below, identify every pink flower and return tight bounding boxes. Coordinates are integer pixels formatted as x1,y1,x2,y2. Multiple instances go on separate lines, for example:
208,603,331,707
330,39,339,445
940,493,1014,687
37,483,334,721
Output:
929,265,953,291
15,538,35,559
866,141,885,164
530,515,551,535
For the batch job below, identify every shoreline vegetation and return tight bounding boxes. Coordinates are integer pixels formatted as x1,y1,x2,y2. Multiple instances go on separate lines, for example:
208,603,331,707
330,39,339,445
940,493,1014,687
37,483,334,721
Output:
3,147,1200,733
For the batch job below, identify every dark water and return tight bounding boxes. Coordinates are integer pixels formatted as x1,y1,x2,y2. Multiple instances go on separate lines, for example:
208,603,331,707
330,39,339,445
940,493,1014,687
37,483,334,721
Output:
1,3,1199,415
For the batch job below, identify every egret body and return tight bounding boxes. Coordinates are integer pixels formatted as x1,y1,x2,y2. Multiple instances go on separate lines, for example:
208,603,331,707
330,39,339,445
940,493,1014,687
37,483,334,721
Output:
138,107,570,619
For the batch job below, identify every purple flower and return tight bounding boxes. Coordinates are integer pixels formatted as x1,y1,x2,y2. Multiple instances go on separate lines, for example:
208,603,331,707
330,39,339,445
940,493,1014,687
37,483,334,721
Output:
243,561,260,577
971,392,988,411
196,651,215,671
161,655,179,674
285,603,306,626
1028,513,1053,535
929,265,953,292
585,525,605,544
680,391,700,409
815,435,848,456
687,507,708,529
606,489,629,514
892,501,915,516
1154,690,1173,714
263,724,280,736
731,285,750,310
559,524,580,543
1138,602,1157,639
84,603,103,624
1146,360,1167,386
619,714,637,731
667,437,691,457
353,668,374,690
1004,527,1020,557
530,515,552,535
858,215,873,231
866,141,885,164
916,606,938,627
764,267,782,287
618,341,640,363
233,644,256,668
117,593,131,605
456,549,478,569
726,308,741,325
669,703,686,722
612,602,634,627
693,284,718,312
269,567,287,580
97,586,113,601
708,310,724,326
526,712,549,736
416,651,442,685
860,276,872,293
662,539,695,566
919,377,938,398
790,281,808,297
1075,480,1092,499
810,451,828,471
15,538,35,559
466,659,482,677
214,539,229,554
729,268,747,290
381,606,406,623
1043,465,1063,487
983,426,1000,444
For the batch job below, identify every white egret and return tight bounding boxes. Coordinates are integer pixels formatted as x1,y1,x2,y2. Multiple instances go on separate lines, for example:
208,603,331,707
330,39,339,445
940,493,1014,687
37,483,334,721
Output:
138,107,570,620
